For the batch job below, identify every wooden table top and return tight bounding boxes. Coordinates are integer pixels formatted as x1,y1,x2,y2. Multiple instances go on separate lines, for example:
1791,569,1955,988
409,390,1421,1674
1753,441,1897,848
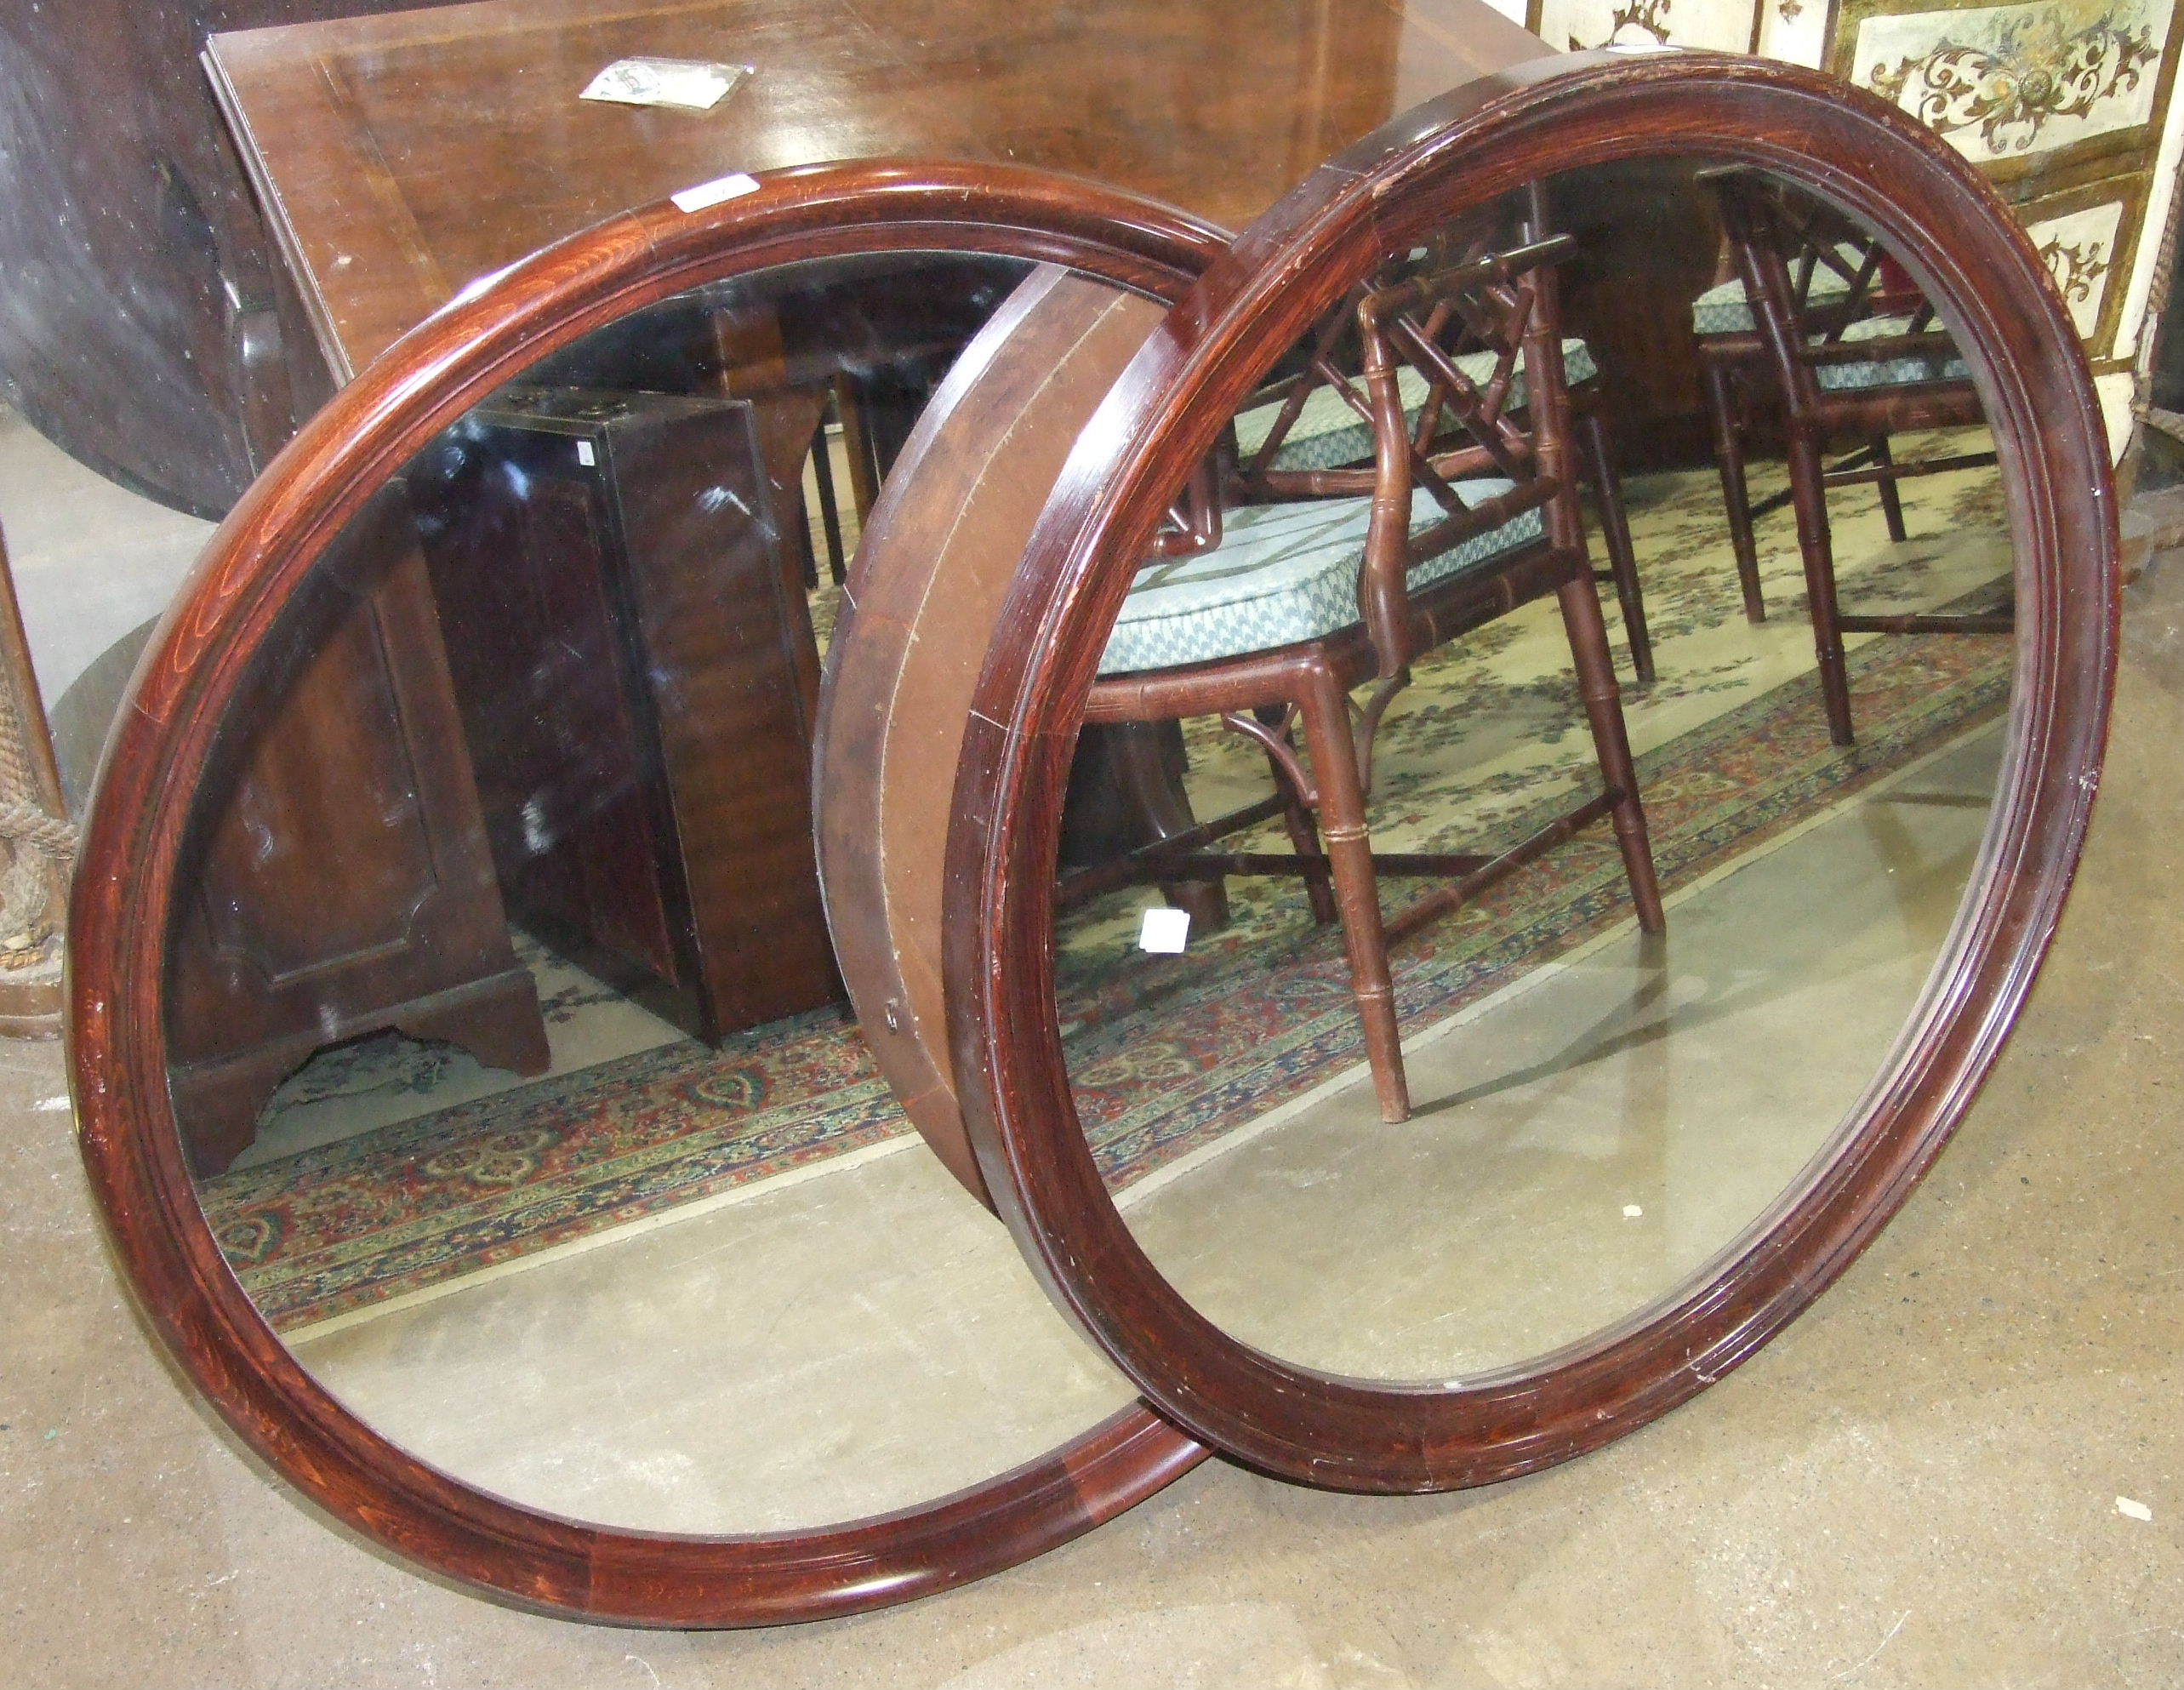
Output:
206,0,1547,379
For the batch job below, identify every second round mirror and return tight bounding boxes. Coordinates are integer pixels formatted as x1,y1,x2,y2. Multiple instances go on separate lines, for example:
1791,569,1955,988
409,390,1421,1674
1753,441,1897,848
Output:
1044,158,2013,1383
920,57,2113,1493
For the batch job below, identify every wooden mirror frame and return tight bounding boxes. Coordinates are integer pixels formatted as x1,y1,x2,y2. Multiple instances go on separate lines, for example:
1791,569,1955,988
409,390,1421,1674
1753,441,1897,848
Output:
65,162,1229,1627
946,54,2121,1493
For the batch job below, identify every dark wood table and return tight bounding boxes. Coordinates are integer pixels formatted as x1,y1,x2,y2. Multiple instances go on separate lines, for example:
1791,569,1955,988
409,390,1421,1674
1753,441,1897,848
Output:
178,0,1552,1172
207,0,1543,381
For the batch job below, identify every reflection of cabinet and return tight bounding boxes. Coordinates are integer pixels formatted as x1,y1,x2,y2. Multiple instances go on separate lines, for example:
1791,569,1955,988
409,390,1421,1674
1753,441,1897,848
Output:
166,483,550,1178
413,387,841,1042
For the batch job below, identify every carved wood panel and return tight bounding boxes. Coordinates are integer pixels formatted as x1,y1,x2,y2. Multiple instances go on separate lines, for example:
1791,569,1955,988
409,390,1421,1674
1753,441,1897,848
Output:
165,480,548,1174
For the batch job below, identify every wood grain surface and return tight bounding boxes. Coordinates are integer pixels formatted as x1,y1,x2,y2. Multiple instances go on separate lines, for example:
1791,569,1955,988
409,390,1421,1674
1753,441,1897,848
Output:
206,0,1546,377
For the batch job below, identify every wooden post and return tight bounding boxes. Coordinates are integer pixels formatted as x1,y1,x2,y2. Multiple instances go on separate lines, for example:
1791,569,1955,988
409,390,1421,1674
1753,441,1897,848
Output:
0,521,75,1037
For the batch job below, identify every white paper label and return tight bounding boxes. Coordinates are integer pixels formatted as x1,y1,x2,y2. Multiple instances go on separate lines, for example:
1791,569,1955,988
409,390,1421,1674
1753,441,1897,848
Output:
580,57,749,112
1138,907,1192,954
670,173,762,214
575,439,596,467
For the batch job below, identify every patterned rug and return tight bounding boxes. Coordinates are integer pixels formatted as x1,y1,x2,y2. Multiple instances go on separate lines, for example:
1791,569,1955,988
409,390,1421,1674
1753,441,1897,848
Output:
202,446,2015,1332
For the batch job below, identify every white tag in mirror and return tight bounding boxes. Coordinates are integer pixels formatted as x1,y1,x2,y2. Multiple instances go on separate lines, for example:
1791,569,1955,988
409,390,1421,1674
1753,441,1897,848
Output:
1138,906,1191,954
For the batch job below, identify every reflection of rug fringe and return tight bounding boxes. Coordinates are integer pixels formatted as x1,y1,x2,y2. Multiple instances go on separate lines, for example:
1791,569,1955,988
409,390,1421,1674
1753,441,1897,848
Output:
284,1133,921,1342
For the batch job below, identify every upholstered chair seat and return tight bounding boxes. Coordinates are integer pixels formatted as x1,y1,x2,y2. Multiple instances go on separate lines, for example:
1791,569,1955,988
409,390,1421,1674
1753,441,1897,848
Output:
1230,335,1648,683
1100,482,1541,676
1233,345,1600,472
1811,314,1972,391
1687,243,1864,335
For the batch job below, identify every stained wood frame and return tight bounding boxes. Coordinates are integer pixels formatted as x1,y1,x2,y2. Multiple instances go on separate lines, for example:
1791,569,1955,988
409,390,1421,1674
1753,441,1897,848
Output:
66,162,1227,1628
66,55,2121,1624
943,54,2118,1493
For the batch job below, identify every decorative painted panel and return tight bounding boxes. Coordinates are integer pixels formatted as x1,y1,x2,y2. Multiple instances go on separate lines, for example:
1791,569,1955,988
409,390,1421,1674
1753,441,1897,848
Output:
1505,0,2184,446
1753,0,1833,67
2020,181,2144,350
1532,0,1762,50
2033,200,2129,339
1833,0,2184,445
1848,0,2172,165
1521,0,1829,54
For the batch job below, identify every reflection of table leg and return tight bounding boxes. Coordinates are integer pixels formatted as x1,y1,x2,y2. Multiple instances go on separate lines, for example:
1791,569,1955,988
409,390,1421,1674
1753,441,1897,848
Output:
1064,722,1231,933
736,384,830,714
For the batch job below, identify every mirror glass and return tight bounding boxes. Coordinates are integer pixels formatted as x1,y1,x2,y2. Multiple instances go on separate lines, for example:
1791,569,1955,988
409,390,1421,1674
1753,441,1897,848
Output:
163,252,1148,1533
1052,161,2016,1381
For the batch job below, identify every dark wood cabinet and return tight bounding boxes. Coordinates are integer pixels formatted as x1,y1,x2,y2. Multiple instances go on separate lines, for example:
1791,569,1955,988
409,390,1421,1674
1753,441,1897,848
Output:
165,482,550,1176
413,387,841,1042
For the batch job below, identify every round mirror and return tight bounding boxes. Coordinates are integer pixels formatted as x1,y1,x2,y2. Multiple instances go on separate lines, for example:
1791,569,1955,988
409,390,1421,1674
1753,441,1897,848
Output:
69,165,1220,1624
940,56,2116,1490
1050,162,2013,1379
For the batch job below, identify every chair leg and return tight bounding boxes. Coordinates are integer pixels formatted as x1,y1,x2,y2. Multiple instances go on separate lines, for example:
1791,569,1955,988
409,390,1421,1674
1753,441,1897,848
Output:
1784,429,1856,746
1256,704,1336,925
809,416,850,584
1577,407,1654,687
1703,357,1768,624
1297,665,1409,1123
1554,574,1666,933
831,372,883,522
1869,433,1908,542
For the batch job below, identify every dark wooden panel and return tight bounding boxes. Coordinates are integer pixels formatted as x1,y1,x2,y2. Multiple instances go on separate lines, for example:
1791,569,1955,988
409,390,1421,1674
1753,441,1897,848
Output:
166,479,548,1173
418,387,840,1041
608,393,841,1032
1554,157,1727,473
202,0,1544,376
415,460,681,989
0,0,470,514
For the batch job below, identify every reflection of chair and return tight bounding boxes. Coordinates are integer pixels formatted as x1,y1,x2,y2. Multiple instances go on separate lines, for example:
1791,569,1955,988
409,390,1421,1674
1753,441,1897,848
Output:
1075,210,1665,1122
1708,173,2004,746
1234,294,1655,685
1691,227,1871,621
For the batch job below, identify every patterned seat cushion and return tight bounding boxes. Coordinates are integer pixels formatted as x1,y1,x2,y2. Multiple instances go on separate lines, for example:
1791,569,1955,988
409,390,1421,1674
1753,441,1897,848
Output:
1689,243,1865,335
1811,312,1971,391
1098,480,1543,677
1232,340,1600,473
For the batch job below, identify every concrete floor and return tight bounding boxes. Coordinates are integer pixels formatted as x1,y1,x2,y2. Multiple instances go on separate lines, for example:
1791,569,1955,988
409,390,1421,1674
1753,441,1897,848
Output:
0,551,2170,1684
1120,724,2004,1385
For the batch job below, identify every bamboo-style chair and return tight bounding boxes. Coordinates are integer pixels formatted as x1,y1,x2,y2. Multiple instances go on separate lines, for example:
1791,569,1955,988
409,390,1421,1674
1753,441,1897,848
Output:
1233,277,1656,685
1707,171,2004,745
1071,212,1666,1122
1691,220,1877,622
